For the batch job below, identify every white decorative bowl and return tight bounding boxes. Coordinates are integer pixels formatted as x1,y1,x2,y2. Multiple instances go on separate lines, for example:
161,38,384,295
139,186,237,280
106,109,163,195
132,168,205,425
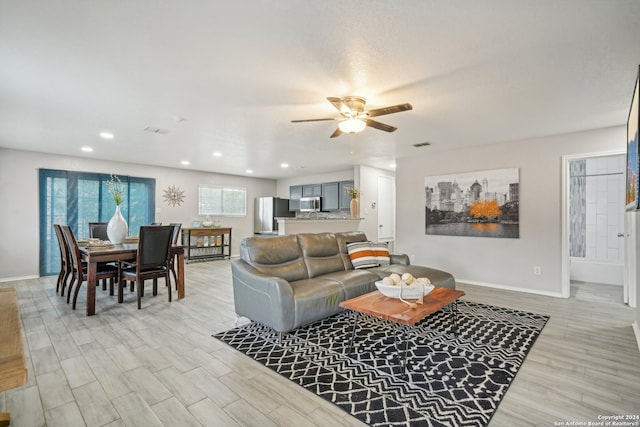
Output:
375,281,435,299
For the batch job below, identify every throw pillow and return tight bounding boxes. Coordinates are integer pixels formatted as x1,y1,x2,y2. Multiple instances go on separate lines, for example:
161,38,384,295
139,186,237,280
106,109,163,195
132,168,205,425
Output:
346,242,378,269
371,242,390,266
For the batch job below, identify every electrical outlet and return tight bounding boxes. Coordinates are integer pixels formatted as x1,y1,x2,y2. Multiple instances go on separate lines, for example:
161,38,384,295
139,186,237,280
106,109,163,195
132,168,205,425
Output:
410,254,416,262
533,266,541,275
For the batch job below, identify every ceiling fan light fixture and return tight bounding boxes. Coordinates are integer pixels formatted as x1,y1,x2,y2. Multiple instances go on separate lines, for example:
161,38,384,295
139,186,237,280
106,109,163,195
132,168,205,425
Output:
338,118,366,134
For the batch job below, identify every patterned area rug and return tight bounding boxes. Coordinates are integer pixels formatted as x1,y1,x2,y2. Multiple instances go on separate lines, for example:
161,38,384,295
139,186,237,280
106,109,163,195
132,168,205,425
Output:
214,300,548,427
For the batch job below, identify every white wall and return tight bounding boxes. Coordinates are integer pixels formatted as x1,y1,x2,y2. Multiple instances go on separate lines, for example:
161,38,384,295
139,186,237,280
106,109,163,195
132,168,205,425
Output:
0,148,277,280
395,126,626,296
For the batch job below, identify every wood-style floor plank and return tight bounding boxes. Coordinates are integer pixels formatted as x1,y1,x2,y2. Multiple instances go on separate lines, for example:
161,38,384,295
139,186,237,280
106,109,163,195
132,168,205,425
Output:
0,261,638,426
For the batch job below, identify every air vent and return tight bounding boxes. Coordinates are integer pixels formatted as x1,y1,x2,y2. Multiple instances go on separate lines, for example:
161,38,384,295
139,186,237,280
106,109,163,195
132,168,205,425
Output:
412,141,431,147
144,126,169,134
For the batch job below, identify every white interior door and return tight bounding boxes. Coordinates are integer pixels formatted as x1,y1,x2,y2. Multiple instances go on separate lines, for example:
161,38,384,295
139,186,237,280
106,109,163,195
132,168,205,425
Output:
377,175,395,242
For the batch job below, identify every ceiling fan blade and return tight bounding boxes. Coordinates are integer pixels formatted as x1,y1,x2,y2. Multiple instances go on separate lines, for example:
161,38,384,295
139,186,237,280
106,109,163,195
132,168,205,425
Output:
366,103,412,117
327,97,351,115
364,119,397,133
291,118,336,123
329,127,343,138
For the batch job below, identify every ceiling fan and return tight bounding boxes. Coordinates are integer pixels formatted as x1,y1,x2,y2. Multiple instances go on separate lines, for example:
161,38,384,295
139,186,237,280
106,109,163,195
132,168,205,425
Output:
292,96,412,138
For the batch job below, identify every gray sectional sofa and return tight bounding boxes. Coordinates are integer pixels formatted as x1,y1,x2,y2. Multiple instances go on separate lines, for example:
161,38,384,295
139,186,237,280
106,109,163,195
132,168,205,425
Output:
231,231,455,336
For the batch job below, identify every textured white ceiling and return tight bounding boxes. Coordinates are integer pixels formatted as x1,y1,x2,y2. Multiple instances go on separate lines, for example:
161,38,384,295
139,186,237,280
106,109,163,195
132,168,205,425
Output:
1,1,639,178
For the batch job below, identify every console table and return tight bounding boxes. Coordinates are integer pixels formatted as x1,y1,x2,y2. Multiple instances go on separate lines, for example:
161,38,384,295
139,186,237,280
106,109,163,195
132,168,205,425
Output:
0,287,27,426
181,227,231,263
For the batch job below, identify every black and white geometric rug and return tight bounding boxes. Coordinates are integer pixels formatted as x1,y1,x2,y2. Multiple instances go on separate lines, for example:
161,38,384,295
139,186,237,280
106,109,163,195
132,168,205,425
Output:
214,300,549,427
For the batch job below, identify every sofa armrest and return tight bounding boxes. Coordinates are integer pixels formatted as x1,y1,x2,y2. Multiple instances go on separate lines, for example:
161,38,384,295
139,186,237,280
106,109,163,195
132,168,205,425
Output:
390,253,410,265
231,259,296,333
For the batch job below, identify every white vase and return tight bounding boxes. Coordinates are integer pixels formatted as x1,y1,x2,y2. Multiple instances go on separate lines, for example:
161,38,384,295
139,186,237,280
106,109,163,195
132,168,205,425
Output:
107,205,128,244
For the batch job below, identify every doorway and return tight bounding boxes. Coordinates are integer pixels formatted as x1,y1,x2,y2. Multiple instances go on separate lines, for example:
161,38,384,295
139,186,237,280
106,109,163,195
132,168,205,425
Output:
562,151,627,303
377,175,395,248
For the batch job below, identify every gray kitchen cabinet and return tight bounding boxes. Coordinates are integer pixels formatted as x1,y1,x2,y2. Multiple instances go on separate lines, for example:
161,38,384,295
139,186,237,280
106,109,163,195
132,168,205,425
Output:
302,184,322,197
290,180,354,211
339,180,354,210
321,182,340,211
289,185,302,211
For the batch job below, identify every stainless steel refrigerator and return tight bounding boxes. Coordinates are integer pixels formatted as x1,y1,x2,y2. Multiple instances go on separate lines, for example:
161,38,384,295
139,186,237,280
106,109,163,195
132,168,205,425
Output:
254,197,294,234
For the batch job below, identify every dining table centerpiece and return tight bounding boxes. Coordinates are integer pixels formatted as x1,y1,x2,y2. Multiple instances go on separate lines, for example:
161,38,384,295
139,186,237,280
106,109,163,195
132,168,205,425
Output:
106,174,128,244
345,185,360,219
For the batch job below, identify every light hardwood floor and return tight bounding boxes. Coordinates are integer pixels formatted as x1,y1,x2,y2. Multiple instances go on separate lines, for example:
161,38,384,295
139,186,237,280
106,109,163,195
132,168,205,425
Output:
1,261,639,427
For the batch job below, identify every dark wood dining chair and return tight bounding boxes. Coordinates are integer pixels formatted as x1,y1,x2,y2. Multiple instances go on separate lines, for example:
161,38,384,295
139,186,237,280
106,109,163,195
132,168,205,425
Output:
89,221,119,291
169,223,182,290
118,225,174,309
53,224,72,296
61,225,119,310
89,222,109,240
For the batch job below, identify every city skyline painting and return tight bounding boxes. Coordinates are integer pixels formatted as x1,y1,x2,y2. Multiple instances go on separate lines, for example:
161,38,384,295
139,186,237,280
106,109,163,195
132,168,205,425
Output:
425,168,520,238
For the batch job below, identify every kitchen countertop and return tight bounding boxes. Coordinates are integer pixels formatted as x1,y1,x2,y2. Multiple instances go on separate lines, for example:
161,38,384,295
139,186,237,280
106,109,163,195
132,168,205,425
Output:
275,217,361,221
275,217,362,235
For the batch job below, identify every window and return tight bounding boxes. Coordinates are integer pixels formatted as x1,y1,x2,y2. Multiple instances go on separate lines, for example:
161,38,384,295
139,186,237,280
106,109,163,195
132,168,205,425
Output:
198,184,246,216
39,169,155,276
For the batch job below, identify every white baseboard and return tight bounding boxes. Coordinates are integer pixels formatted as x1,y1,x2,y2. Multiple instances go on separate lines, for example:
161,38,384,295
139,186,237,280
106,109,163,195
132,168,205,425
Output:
457,278,564,298
0,275,39,283
633,321,640,353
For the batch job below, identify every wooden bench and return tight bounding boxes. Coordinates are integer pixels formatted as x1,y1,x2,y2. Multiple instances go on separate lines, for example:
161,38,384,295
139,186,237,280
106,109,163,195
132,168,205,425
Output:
0,288,27,427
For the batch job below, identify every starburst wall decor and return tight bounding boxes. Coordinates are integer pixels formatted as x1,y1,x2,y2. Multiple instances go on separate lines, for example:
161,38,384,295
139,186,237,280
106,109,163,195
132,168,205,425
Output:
163,185,185,207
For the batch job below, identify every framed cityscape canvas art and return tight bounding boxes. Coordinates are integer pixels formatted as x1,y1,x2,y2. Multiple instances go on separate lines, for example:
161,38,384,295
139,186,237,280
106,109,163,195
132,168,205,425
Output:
626,65,639,210
425,168,520,238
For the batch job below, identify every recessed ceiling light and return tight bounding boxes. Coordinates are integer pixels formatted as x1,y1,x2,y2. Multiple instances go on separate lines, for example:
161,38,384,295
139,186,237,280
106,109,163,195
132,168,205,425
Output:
181,160,190,166
246,169,253,174
99,132,114,140
213,152,222,157
81,146,93,152
281,163,289,168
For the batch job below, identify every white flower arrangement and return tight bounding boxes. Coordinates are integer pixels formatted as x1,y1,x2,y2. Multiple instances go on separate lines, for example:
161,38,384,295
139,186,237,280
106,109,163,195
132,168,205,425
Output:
106,174,124,205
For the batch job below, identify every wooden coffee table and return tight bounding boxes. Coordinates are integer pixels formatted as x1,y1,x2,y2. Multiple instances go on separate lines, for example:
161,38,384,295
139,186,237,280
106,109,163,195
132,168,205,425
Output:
339,287,465,373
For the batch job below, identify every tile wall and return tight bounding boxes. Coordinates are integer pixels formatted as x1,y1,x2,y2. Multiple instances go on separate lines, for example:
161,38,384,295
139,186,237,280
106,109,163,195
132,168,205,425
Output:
571,155,625,262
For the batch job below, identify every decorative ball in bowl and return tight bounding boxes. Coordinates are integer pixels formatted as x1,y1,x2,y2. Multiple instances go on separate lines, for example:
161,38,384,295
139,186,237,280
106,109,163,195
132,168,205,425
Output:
375,281,434,299
375,274,434,299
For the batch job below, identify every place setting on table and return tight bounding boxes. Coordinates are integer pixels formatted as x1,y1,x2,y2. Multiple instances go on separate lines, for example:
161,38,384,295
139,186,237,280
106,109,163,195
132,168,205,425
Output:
121,235,139,244
77,235,138,248
76,237,115,250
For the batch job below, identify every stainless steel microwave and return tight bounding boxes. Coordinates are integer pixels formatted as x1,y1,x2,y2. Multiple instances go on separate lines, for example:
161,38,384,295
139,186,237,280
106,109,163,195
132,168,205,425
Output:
299,196,321,212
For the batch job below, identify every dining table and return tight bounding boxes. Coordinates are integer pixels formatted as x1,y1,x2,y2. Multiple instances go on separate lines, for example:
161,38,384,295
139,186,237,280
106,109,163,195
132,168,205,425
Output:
79,243,185,316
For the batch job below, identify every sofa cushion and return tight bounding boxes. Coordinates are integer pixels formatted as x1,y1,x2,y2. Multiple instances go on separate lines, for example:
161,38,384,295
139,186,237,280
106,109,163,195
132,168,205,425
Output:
346,242,378,269
319,269,379,299
371,242,390,266
290,277,345,327
335,231,369,270
240,235,309,282
297,233,346,278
